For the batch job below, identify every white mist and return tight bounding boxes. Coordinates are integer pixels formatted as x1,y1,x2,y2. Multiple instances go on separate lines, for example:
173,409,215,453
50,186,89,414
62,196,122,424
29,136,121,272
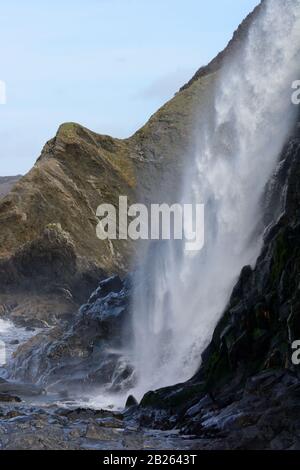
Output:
130,0,300,399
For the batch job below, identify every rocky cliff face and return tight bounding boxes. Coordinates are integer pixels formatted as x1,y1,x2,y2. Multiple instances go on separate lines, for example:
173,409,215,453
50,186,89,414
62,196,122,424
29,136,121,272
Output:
8,275,133,393
6,125,300,441
0,3,262,325
0,77,212,324
10,123,300,449
2,1,300,450
131,125,300,449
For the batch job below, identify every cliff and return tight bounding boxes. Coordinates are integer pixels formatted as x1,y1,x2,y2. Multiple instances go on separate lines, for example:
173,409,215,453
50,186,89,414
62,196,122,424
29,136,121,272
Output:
0,3,262,324
135,125,300,449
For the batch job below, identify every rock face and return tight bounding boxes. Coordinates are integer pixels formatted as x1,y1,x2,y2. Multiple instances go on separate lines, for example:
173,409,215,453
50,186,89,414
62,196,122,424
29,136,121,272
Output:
8,276,134,394
0,402,211,450
131,126,300,449
136,370,300,450
0,3,263,323
4,0,296,451
8,126,300,450
0,90,209,322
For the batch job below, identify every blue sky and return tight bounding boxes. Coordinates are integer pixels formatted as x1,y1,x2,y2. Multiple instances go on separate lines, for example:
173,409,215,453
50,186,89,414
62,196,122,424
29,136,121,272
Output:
0,0,259,176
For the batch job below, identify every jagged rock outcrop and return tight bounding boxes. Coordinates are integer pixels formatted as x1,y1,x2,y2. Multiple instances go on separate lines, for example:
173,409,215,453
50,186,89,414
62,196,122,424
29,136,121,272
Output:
8,276,134,393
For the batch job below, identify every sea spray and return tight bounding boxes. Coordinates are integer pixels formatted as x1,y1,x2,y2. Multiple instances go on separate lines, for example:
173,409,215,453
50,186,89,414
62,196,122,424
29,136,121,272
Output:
130,0,300,398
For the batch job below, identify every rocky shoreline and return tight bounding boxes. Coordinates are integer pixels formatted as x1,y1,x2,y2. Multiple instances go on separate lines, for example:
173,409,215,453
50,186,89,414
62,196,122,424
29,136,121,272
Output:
0,1,299,451
0,368,299,450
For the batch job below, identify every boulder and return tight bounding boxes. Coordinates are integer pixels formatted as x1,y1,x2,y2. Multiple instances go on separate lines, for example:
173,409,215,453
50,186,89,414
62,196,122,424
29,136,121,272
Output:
125,395,138,408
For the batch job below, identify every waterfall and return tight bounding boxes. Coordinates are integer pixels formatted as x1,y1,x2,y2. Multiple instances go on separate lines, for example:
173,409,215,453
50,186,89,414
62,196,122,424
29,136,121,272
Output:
130,0,300,399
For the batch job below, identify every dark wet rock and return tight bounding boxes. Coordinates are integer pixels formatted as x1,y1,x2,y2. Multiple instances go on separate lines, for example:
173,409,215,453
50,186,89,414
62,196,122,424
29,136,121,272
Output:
132,370,300,449
0,393,21,403
196,138,300,392
86,422,123,441
4,130,300,450
125,395,138,408
87,276,124,304
131,130,300,450
0,402,210,450
185,394,214,417
8,276,134,394
57,407,122,421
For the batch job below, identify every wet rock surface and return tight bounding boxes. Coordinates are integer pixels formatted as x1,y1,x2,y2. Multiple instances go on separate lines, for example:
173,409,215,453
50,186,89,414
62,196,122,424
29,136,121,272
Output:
1,370,299,450
132,370,300,450
2,130,300,449
0,403,206,450
8,276,134,394
129,131,300,449
5,134,300,447
2,2,297,451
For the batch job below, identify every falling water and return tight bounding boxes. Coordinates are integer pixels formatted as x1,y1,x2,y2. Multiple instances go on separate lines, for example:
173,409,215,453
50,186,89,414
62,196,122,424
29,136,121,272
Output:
130,0,300,399
0,318,41,379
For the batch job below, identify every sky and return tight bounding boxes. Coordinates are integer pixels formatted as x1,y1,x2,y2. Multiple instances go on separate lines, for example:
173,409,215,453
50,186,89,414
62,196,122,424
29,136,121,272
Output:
0,0,259,176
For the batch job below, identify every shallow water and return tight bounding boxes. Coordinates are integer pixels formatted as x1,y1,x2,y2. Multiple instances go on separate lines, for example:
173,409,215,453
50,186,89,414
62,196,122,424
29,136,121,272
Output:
0,319,199,450
20,389,129,411
0,318,42,377
0,318,127,410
